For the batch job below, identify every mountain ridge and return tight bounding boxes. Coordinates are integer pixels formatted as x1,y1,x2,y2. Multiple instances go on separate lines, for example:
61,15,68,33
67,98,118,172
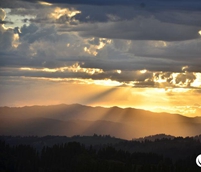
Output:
0,104,201,139
0,103,196,118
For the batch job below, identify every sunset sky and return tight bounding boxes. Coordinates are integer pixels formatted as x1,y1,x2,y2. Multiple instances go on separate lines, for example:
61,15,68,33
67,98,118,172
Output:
0,0,201,117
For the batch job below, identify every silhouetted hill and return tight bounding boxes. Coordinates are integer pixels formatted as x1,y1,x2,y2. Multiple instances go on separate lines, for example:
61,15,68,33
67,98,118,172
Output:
1,136,200,172
135,134,175,141
0,135,124,151
1,134,201,162
0,104,201,139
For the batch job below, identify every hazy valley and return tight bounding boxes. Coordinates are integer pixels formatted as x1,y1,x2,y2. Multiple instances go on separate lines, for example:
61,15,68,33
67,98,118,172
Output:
1,104,201,139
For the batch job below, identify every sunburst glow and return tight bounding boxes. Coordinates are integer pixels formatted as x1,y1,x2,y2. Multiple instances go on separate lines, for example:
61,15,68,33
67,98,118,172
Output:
0,0,201,120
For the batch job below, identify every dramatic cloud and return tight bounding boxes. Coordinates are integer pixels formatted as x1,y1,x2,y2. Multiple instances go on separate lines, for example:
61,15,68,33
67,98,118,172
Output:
0,0,201,116
10,0,201,10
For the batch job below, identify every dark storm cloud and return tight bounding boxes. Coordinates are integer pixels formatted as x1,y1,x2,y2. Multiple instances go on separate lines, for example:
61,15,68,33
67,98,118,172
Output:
15,0,201,11
19,24,61,43
2,0,201,42
51,6,201,43
0,0,49,9
2,0,201,25
127,40,201,62
0,0,201,86
0,28,14,51
51,3,201,42
75,19,200,41
0,19,200,74
68,4,201,27
0,53,177,72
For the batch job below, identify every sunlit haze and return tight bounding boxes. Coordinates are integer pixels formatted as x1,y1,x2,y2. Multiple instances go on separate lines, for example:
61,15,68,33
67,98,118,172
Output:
0,0,201,117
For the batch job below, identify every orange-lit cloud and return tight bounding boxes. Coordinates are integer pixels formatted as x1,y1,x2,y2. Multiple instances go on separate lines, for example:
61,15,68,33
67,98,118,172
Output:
20,62,104,75
1,0,201,120
4,66,201,89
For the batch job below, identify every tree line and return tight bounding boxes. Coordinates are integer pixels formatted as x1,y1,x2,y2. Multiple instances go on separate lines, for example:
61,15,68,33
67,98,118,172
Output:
0,138,200,172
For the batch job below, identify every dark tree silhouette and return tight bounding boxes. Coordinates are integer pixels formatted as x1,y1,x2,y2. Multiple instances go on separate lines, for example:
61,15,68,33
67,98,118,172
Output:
0,135,201,172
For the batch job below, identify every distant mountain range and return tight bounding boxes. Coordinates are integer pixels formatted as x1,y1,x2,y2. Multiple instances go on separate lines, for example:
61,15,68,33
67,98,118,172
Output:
0,104,201,139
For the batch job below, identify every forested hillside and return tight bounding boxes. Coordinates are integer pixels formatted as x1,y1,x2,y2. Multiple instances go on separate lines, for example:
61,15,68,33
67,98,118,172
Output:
1,135,201,172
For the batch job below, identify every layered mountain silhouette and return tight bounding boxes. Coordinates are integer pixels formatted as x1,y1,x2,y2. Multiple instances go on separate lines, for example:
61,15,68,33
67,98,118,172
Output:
0,104,201,139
